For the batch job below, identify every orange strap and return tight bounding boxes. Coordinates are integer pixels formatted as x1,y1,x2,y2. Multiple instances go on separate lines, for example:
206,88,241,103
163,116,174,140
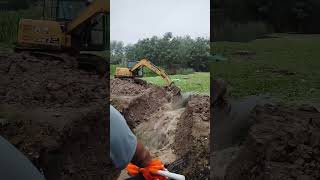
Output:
126,159,166,180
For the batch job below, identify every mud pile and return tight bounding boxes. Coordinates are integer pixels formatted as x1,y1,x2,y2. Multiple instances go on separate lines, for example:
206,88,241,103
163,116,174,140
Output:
0,53,114,180
122,87,169,129
225,104,320,180
0,53,106,107
173,95,210,179
111,79,210,179
111,78,149,96
111,79,170,128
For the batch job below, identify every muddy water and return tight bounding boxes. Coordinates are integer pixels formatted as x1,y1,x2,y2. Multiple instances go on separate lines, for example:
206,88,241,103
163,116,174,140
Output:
134,103,185,164
212,95,272,151
211,95,273,180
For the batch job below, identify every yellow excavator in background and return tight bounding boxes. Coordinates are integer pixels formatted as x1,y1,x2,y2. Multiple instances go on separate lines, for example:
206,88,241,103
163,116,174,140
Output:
115,59,181,97
115,59,181,96
115,59,173,86
15,0,109,74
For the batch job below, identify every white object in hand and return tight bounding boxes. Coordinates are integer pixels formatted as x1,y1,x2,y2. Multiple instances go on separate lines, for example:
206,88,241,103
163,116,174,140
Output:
156,170,185,180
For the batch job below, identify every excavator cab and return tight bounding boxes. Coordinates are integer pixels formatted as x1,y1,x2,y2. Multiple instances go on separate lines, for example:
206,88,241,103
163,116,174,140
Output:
54,0,109,51
128,61,143,77
115,59,173,86
115,59,181,98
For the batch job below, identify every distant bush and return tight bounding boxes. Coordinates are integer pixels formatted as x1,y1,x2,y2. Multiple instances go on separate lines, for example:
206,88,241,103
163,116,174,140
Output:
143,68,158,77
175,68,195,75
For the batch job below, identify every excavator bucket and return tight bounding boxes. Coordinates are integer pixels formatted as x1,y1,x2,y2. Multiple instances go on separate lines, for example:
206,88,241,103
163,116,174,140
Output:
165,83,182,104
168,83,181,96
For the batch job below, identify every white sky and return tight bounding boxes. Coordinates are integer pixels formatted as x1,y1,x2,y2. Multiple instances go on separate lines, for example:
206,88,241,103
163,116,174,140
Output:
110,0,210,44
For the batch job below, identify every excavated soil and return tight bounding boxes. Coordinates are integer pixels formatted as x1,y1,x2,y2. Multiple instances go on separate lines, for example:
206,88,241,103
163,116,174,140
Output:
219,104,320,180
173,95,210,179
0,52,115,180
111,78,150,97
110,79,210,179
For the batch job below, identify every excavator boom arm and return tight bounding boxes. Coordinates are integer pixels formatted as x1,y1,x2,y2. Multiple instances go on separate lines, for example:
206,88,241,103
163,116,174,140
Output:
67,0,109,33
131,59,173,86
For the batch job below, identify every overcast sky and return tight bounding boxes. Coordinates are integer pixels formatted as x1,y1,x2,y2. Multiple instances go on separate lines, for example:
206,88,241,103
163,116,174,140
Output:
110,0,210,44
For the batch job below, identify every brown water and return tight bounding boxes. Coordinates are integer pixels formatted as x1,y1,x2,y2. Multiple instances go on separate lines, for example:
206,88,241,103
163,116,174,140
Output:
212,95,273,151
134,103,185,164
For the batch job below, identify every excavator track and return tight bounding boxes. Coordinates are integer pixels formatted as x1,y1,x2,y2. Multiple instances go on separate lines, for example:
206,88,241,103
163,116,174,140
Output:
14,47,107,76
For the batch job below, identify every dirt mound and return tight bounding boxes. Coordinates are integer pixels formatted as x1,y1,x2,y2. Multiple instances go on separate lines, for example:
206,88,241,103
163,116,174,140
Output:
111,79,170,128
122,87,170,128
0,53,106,108
0,53,114,180
225,104,320,180
111,78,149,96
173,95,210,179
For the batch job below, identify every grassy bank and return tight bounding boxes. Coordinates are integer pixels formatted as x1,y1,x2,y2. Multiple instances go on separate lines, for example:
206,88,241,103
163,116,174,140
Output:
143,72,209,94
211,33,320,103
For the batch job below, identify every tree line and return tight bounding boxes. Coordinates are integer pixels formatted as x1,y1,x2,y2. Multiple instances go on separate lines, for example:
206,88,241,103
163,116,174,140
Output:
213,0,320,33
111,32,211,73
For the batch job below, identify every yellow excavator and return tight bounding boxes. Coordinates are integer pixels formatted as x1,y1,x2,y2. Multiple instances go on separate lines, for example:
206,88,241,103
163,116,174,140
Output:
115,59,173,86
15,0,109,74
115,59,181,96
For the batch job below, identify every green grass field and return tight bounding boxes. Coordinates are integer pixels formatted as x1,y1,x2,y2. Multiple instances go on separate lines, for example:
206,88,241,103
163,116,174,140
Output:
211,33,320,103
143,72,209,94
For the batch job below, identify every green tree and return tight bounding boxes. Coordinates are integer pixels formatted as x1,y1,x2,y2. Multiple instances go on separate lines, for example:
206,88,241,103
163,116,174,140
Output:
124,33,210,73
110,40,125,64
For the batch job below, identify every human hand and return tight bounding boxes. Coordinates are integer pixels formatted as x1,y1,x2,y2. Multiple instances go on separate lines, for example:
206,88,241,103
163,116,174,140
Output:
126,159,166,180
